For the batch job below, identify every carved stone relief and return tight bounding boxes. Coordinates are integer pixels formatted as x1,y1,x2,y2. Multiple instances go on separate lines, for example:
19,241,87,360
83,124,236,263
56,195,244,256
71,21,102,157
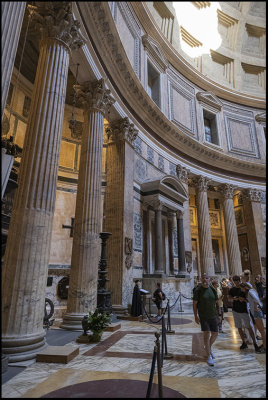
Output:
133,213,142,251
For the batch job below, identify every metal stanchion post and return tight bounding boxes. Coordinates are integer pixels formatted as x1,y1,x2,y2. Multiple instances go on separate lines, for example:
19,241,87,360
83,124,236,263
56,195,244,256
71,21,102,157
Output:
166,300,175,334
156,332,163,399
162,314,173,362
146,333,158,399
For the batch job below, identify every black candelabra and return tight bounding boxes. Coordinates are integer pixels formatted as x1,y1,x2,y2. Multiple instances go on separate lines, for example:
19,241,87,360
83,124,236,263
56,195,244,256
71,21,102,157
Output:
97,232,113,314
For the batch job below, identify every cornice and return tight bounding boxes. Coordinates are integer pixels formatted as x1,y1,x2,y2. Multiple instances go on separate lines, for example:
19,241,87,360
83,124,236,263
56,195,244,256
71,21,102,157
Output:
131,2,265,110
76,2,265,182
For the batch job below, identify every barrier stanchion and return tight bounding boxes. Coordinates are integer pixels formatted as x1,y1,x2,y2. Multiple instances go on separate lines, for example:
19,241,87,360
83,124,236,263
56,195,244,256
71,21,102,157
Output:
156,332,163,398
146,333,158,398
161,314,173,364
166,299,175,334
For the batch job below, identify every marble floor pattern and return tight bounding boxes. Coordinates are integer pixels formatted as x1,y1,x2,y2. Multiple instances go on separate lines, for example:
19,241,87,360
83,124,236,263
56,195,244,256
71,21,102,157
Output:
2,311,266,398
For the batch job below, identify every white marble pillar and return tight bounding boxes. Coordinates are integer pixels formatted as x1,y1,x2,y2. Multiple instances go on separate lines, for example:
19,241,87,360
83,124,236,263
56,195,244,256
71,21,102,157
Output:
61,80,115,330
101,118,138,315
194,176,214,276
1,2,26,119
1,3,85,362
154,200,165,275
220,184,242,276
242,189,266,279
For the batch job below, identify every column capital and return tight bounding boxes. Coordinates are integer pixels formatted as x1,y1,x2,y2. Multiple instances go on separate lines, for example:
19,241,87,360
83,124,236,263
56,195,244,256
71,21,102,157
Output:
153,200,164,211
176,164,189,184
219,183,236,199
167,210,176,219
176,210,184,219
192,175,211,192
75,79,115,115
106,117,138,145
31,2,86,51
242,188,262,202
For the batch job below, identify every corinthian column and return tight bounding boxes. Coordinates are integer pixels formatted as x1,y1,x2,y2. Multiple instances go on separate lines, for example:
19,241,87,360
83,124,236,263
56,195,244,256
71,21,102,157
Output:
2,2,85,361
1,2,26,118
61,80,115,329
176,210,189,277
154,200,165,275
103,118,138,315
241,189,266,279
194,176,214,276
220,184,242,276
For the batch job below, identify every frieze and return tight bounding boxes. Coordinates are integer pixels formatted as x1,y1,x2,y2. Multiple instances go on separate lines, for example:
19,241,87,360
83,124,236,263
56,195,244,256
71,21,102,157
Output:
133,136,142,154
169,162,176,176
158,155,164,171
147,146,154,163
78,2,266,179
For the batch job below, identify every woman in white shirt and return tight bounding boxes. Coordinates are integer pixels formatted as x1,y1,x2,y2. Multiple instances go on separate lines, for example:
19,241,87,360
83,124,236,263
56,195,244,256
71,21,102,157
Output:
240,282,266,352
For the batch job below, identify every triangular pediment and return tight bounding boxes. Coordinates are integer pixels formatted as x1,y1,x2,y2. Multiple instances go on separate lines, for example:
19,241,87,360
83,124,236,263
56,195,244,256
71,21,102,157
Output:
142,34,168,71
255,112,266,124
196,91,223,110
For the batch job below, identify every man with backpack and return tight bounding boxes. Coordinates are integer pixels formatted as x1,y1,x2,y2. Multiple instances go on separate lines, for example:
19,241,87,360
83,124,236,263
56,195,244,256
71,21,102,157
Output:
193,273,220,366
152,282,166,317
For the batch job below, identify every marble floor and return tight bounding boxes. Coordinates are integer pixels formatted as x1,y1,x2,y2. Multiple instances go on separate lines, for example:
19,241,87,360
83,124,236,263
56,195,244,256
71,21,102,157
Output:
2,311,266,398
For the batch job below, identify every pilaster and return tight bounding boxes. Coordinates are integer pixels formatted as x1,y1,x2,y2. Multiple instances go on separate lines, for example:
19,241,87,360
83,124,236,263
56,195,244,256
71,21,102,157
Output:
103,117,138,311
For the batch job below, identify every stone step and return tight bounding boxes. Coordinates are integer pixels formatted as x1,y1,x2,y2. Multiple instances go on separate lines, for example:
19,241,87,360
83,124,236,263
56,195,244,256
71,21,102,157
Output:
36,345,79,364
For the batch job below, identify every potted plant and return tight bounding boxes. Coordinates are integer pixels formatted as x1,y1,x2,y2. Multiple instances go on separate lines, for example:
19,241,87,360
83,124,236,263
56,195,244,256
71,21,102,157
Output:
85,309,111,342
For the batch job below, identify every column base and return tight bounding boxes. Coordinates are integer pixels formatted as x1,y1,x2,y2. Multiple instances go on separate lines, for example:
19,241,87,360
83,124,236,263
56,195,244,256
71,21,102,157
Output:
175,272,190,279
60,313,87,331
143,273,167,278
111,304,128,316
2,332,47,363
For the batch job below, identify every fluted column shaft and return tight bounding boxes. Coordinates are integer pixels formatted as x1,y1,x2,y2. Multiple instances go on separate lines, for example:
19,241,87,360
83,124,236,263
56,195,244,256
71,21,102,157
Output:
104,118,138,312
1,2,26,118
195,176,214,276
1,2,85,361
176,210,187,275
62,80,115,329
220,184,242,276
155,202,164,274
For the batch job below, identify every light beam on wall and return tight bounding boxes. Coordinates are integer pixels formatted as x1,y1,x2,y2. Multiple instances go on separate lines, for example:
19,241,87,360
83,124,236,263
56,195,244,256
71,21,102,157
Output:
173,2,222,57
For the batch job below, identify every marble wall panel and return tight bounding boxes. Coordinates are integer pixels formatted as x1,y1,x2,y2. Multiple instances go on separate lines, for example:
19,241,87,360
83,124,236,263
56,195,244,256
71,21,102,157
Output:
224,114,259,158
115,3,141,79
59,141,76,169
169,83,194,133
49,190,76,265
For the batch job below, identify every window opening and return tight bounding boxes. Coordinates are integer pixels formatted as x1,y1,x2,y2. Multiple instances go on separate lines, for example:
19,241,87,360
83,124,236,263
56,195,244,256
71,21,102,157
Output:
147,61,160,107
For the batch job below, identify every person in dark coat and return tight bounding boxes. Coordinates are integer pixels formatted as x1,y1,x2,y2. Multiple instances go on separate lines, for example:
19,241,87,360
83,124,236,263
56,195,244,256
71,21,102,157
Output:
131,280,142,317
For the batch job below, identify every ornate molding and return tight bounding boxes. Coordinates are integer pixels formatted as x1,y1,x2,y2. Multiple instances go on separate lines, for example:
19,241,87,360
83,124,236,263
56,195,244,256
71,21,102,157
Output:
106,117,138,144
76,2,266,180
219,183,236,199
75,79,115,115
196,91,223,111
192,176,211,192
31,2,86,51
242,188,262,202
176,164,189,184
142,34,168,72
255,112,266,125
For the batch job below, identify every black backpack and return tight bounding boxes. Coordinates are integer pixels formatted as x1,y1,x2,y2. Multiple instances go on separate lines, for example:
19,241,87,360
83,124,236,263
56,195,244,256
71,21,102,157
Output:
162,292,166,301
